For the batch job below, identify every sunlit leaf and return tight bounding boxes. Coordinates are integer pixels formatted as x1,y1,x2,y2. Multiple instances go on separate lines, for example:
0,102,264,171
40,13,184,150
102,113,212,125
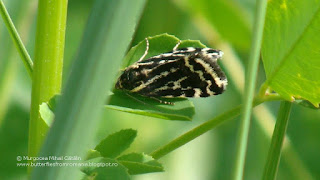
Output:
262,0,320,107
95,129,137,158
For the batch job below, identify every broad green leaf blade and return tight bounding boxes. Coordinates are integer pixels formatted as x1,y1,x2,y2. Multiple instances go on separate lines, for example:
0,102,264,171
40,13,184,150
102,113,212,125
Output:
107,90,195,121
181,0,251,51
262,0,320,107
82,157,130,180
31,0,147,179
95,129,137,158
117,153,164,175
109,34,202,121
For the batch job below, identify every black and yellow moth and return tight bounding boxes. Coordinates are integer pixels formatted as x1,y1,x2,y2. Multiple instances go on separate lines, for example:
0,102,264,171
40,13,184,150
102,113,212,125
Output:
115,39,227,104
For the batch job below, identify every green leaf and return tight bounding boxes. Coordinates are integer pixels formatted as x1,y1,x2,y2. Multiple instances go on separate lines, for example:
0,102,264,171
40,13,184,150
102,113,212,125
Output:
82,157,130,180
183,0,251,51
117,152,164,175
85,150,102,160
121,33,206,68
108,34,201,121
107,90,195,121
262,0,320,107
95,129,137,158
295,100,320,110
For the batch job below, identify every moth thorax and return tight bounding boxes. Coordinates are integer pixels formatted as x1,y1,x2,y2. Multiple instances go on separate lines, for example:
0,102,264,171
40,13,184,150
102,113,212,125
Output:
116,68,144,91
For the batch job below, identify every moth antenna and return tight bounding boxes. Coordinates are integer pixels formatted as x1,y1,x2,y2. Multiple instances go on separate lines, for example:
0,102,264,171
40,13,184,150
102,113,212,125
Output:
173,40,181,51
125,92,148,105
126,93,174,106
138,38,150,62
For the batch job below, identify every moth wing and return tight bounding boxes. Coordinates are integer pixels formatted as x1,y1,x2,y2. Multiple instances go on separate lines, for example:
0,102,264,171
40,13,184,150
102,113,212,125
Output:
134,53,226,98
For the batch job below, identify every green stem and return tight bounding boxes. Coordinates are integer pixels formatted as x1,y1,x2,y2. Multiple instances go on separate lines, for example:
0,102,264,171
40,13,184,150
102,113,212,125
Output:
28,0,68,169
150,96,281,159
233,0,268,179
0,0,33,77
31,0,146,179
262,101,292,180
0,54,17,126
258,82,269,98
151,104,242,159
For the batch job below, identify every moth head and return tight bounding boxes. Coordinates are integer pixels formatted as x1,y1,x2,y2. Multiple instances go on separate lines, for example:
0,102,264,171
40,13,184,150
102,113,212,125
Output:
201,48,224,60
115,68,144,90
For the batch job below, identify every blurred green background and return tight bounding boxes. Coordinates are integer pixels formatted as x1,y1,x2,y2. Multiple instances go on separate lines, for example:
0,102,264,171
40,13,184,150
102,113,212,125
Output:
0,0,319,179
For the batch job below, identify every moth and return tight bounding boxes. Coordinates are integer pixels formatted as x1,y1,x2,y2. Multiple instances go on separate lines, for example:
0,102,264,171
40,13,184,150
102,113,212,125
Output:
115,38,228,104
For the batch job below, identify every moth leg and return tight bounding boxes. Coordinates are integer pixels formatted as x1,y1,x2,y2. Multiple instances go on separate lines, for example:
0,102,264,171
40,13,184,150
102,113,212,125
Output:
126,92,174,106
137,38,150,62
125,92,148,105
150,97,175,105
173,40,181,51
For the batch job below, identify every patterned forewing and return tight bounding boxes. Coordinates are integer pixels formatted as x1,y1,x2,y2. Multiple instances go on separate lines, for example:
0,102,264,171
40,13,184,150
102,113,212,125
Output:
131,52,226,98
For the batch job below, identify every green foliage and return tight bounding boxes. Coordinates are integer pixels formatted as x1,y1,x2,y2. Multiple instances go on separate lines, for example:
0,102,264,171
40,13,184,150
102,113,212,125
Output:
122,33,206,69
1,0,320,179
95,129,137,158
107,90,195,121
117,153,163,175
295,100,320,109
39,106,165,177
262,0,320,107
84,129,163,177
82,157,130,180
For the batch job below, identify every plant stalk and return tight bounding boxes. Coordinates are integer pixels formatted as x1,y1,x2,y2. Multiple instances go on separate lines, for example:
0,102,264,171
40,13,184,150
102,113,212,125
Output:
262,101,292,180
150,95,283,159
28,0,68,170
31,0,146,179
233,0,268,179
0,0,33,77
